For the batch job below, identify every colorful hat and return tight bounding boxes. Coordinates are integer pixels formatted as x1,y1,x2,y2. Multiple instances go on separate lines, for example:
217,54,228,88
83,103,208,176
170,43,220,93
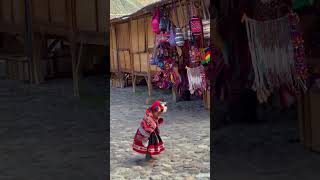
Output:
150,100,167,113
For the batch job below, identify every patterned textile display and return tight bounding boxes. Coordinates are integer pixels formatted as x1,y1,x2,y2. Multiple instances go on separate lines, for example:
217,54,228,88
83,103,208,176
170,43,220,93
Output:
288,12,308,92
153,69,181,89
244,15,298,103
186,65,207,95
132,103,165,155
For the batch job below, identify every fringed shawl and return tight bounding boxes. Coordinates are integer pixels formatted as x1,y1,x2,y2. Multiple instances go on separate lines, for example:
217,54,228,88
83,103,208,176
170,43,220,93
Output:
245,15,299,103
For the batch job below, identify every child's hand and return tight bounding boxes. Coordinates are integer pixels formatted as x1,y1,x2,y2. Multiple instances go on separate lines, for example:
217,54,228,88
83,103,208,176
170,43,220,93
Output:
158,118,164,125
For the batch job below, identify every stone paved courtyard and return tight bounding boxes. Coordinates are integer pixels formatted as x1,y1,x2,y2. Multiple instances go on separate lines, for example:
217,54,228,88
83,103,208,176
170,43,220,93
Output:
110,85,210,180
214,104,320,180
0,77,106,180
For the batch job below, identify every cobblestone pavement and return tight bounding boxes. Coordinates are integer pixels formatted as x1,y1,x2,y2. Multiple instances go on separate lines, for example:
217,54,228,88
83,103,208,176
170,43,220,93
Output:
110,86,210,180
214,111,320,180
0,77,106,180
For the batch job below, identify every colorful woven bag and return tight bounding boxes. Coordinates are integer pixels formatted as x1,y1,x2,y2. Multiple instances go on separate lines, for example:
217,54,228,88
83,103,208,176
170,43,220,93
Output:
175,28,184,47
152,8,160,34
190,17,202,36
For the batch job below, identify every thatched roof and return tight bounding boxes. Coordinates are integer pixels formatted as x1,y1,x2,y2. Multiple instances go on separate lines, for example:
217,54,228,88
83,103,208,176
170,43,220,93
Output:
110,0,160,20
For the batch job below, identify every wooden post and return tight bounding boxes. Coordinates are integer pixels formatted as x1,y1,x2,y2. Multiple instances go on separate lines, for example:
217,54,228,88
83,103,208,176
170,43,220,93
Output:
146,74,152,105
172,87,177,103
70,39,83,97
32,34,41,84
132,75,137,93
146,55,153,104
70,38,78,97
146,19,153,105
297,94,304,145
67,0,82,97
24,0,37,84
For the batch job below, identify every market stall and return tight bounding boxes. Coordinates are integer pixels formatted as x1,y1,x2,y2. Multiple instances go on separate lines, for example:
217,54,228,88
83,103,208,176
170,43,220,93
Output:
110,0,211,107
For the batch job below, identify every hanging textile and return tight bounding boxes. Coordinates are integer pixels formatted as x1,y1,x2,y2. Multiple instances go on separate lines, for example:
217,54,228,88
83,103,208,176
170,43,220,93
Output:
244,15,298,103
288,12,308,92
153,69,181,89
186,65,207,95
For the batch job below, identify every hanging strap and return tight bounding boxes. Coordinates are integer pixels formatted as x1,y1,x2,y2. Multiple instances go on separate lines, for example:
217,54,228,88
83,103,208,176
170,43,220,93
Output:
173,0,180,28
179,0,186,28
200,0,209,20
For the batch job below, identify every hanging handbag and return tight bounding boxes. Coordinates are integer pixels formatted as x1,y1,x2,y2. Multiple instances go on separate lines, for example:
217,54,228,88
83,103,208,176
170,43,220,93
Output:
189,1,203,36
159,9,169,32
190,17,202,35
174,0,184,47
169,23,176,46
157,31,169,43
152,8,161,34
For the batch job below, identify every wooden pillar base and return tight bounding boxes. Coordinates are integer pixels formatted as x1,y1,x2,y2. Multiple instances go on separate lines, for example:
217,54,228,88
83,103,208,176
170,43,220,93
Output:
132,74,137,93
119,73,125,88
146,74,152,105
172,87,177,103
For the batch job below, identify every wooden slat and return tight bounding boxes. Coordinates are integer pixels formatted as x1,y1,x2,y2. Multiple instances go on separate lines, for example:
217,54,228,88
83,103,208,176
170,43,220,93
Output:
0,0,13,24
130,19,139,53
116,22,130,49
111,26,118,72
32,0,49,23
110,31,115,72
124,50,130,71
140,53,148,73
12,0,25,25
49,0,67,25
133,53,140,72
137,18,146,52
75,0,96,31
146,16,155,49
119,51,125,71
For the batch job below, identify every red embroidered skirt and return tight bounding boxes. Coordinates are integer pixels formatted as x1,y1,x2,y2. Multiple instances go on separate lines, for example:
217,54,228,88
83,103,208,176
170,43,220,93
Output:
132,130,165,155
